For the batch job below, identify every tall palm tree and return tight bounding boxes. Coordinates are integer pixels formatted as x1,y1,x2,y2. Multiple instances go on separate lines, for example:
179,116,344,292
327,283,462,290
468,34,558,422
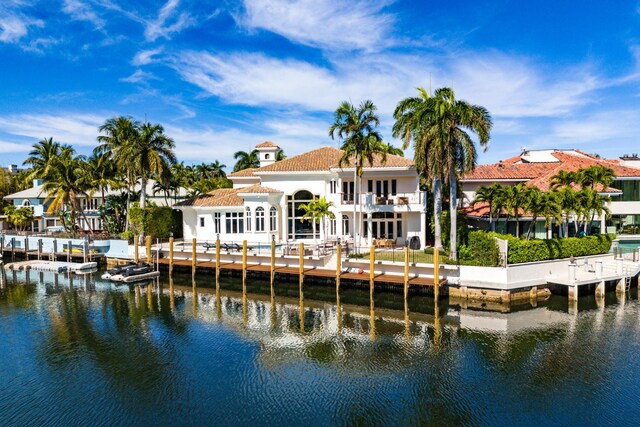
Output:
503,183,529,238
394,88,445,250
86,152,119,207
233,150,260,172
276,150,287,161
23,137,69,180
96,116,140,231
329,100,384,249
121,122,176,210
394,87,491,260
209,160,227,178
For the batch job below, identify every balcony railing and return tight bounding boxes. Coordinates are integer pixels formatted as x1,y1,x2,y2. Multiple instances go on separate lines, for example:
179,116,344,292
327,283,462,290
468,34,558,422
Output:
338,192,424,206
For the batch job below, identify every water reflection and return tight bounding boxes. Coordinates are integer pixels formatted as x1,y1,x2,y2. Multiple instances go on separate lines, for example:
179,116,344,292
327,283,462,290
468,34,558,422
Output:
1,268,640,425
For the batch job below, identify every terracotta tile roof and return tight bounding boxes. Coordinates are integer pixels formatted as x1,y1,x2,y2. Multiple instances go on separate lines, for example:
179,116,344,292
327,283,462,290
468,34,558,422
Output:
228,168,258,177
255,141,280,149
177,188,244,207
463,150,640,183
237,184,282,194
256,146,413,173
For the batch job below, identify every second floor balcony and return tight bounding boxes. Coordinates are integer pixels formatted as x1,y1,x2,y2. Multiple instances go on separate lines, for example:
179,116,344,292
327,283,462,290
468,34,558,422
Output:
336,192,426,212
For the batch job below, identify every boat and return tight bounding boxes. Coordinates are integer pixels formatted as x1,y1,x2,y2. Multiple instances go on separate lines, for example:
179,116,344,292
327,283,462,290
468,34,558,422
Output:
111,263,158,282
101,261,137,280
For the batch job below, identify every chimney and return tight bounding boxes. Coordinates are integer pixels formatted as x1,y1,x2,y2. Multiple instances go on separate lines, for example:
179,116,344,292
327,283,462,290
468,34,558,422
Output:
255,141,280,168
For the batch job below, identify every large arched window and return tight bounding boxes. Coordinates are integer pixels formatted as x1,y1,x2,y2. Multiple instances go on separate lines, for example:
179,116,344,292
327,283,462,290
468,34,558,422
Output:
255,207,265,232
269,206,277,231
287,190,319,239
245,207,252,232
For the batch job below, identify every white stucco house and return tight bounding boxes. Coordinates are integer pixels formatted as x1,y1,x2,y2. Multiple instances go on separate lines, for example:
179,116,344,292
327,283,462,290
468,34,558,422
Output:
177,142,428,248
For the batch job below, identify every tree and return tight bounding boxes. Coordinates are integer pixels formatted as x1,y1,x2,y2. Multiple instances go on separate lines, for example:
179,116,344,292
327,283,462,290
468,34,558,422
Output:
329,100,384,250
276,150,286,161
394,87,491,260
233,150,260,172
23,137,68,180
473,183,504,231
298,196,336,244
503,183,529,238
86,151,120,206
8,206,35,231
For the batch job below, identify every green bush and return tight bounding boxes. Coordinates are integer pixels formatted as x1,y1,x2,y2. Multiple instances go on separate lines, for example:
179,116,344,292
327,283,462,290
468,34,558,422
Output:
467,231,502,266
484,232,614,264
127,205,180,238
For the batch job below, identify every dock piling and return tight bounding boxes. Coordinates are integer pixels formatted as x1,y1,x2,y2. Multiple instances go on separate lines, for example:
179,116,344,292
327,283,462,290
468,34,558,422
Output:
67,240,71,262
299,242,304,290
369,246,375,297
336,243,341,291
11,237,15,261
434,248,440,299
270,238,275,289
145,236,152,264
169,237,174,275
37,239,42,260
242,240,248,292
191,238,197,275
134,235,139,263
215,238,221,290
403,246,409,300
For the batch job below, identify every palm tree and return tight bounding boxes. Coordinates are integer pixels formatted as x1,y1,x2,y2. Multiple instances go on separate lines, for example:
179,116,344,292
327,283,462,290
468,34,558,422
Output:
394,87,491,260
23,137,68,180
329,100,383,249
299,197,336,245
503,183,528,238
119,122,176,210
209,160,227,178
96,116,140,231
276,150,286,161
233,150,260,172
86,152,119,207
42,148,91,235
473,183,503,231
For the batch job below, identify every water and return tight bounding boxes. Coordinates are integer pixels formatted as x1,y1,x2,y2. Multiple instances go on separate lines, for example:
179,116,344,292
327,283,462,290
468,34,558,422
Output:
1,269,640,426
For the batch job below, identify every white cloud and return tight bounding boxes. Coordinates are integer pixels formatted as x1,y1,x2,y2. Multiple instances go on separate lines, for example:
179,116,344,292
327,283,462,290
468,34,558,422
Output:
120,69,156,83
0,139,31,154
170,49,601,120
0,13,43,43
132,47,163,66
144,0,194,42
0,114,104,147
239,0,394,51
62,0,105,28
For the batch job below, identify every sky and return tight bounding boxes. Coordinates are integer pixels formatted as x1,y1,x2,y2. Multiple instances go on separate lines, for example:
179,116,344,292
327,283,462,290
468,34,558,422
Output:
0,0,639,172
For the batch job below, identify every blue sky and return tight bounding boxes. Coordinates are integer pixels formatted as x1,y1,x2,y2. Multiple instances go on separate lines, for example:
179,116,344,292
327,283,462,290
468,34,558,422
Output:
0,0,639,171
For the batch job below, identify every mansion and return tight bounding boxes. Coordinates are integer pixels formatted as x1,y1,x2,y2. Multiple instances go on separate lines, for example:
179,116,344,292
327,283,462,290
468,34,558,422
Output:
177,142,428,248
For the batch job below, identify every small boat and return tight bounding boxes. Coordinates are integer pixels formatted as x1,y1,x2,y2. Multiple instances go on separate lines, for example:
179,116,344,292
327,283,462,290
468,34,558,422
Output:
101,261,137,280
111,263,156,282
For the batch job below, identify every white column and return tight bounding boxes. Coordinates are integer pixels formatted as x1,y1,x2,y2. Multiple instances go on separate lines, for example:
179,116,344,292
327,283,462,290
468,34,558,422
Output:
600,210,606,234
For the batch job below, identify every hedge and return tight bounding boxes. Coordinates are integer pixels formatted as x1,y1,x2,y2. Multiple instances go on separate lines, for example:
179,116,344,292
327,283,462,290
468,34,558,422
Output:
127,206,182,239
465,231,502,266
483,232,614,264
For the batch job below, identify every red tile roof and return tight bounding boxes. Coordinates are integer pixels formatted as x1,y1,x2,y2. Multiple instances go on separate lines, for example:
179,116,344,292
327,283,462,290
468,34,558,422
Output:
255,141,280,149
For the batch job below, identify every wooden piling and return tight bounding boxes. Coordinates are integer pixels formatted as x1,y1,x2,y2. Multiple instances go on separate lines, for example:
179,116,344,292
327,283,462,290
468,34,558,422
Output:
404,246,410,300
25,238,29,258
369,245,375,295
83,240,88,263
52,239,57,260
433,248,440,299
11,237,15,261
145,236,152,264
299,242,304,290
215,238,221,290
191,238,197,275
37,239,42,261
134,235,139,263
67,240,71,262
242,240,248,292
270,238,276,289
335,243,342,291
169,236,174,275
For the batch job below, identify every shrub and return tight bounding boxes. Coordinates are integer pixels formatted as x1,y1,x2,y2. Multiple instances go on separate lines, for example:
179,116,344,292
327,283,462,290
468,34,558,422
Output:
467,231,502,266
485,232,614,264
127,205,180,238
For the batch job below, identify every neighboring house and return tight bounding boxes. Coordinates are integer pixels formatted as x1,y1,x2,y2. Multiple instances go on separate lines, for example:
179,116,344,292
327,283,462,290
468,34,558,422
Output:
2,179,188,232
460,149,640,237
177,142,428,248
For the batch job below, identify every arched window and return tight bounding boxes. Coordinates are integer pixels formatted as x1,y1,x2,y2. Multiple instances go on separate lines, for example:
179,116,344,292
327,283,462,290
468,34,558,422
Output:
245,207,252,232
287,190,319,239
265,153,270,159
269,206,277,231
255,207,265,232
22,200,31,206
342,215,349,236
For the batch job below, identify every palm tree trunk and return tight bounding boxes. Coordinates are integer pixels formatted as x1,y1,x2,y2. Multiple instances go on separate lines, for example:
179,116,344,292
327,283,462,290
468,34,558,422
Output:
433,178,443,250
449,169,457,261
140,176,147,209
353,156,358,250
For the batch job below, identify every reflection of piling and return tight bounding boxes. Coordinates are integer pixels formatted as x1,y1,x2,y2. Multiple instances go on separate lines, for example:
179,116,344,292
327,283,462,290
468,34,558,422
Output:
369,292,376,342
169,237,174,275
147,284,152,311
169,275,175,312
192,277,197,316
135,284,141,308
336,289,342,336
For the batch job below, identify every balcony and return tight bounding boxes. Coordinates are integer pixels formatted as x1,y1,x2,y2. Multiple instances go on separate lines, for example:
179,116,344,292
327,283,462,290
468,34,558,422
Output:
338,192,425,212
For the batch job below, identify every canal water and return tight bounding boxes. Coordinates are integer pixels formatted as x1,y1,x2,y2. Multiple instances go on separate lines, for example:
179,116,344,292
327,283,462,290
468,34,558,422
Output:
1,268,640,426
